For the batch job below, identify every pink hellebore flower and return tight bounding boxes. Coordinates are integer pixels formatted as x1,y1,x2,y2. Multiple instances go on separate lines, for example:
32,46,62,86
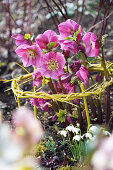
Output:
30,98,51,113
60,73,71,84
15,44,42,67
11,34,32,46
12,107,44,145
76,65,89,85
70,59,81,73
82,32,99,57
58,19,83,54
32,68,43,87
40,51,66,79
35,30,59,50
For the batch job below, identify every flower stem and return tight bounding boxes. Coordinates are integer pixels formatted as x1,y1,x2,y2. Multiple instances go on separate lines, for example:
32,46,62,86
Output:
81,83,90,127
77,104,83,131
101,45,110,123
34,67,37,118
81,52,97,119
17,97,21,108
97,99,103,124
48,78,64,110
59,78,72,114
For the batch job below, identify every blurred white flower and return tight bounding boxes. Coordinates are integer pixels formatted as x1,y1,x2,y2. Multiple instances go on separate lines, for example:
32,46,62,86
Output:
58,130,67,137
12,107,44,146
0,107,45,170
0,124,23,170
13,157,38,170
85,133,92,139
89,125,99,136
0,124,23,163
103,130,111,136
91,133,113,170
73,135,81,142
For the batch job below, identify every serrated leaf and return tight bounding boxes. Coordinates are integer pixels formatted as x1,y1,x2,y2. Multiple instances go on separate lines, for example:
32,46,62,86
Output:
57,109,67,123
87,57,96,63
47,42,57,49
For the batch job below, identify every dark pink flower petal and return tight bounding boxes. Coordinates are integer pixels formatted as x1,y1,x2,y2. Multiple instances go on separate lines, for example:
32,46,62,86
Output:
11,34,24,40
58,19,83,54
83,32,99,57
96,74,103,82
74,99,80,105
36,34,48,49
76,65,89,85
30,98,40,108
36,30,59,50
11,34,32,46
52,114,58,122
40,51,66,79
32,69,43,87
70,59,81,73
67,117,73,124
15,44,42,67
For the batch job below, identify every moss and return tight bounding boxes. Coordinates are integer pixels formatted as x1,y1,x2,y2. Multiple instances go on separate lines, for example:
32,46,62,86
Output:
36,142,47,157
57,161,92,170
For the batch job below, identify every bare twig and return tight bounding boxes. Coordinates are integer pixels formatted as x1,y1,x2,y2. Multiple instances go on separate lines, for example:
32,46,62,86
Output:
78,0,85,23
87,11,113,32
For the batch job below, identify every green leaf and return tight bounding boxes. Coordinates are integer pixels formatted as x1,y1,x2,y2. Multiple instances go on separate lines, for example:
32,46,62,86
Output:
47,42,57,49
87,57,96,63
57,109,67,123
75,27,81,37
65,37,73,40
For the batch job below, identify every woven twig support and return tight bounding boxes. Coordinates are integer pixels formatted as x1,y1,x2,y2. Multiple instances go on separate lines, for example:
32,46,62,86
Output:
11,62,113,105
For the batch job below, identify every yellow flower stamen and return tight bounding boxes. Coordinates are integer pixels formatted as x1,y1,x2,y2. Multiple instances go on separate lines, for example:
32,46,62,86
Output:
47,58,59,71
27,49,36,59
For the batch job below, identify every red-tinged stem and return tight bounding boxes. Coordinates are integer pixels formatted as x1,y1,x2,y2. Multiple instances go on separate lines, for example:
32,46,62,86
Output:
27,0,32,33
101,45,110,123
44,0,60,28
77,104,83,131
21,0,27,33
97,99,103,124
78,0,85,24
52,0,67,20
58,0,68,19
59,78,72,114
48,78,64,110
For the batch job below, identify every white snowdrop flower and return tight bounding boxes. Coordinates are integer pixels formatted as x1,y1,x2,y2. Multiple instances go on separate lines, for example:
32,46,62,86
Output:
85,133,93,140
103,131,111,136
66,125,74,132
72,127,80,134
91,135,97,142
73,135,81,142
89,125,99,136
58,130,67,137
82,133,93,140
